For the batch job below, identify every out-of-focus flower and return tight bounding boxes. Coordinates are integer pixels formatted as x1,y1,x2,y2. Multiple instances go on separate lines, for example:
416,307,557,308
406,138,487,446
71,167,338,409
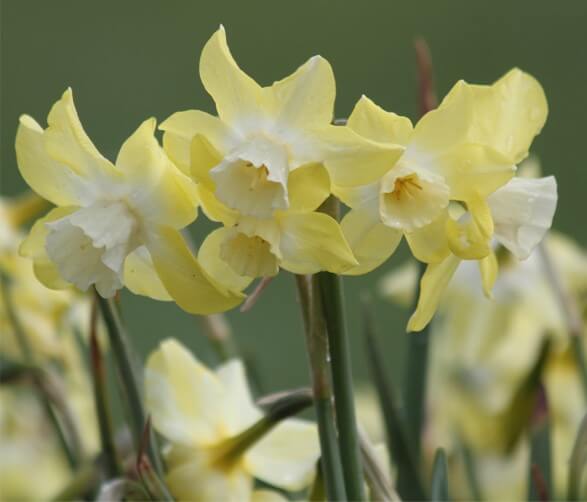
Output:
161,26,399,222
145,339,320,501
0,388,71,501
16,90,244,314
383,232,587,500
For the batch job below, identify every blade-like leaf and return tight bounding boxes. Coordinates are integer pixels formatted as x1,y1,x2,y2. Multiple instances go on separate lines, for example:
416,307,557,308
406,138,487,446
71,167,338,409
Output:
431,448,449,501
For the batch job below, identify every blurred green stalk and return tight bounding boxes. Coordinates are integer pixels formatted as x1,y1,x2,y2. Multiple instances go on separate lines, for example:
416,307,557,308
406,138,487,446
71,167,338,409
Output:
295,274,347,501
431,448,449,501
95,293,164,477
89,298,121,478
0,273,79,469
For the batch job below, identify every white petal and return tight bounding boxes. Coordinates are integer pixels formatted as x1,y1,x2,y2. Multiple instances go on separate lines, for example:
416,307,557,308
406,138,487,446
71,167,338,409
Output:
488,176,557,259
145,339,226,446
215,360,262,435
245,419,320,491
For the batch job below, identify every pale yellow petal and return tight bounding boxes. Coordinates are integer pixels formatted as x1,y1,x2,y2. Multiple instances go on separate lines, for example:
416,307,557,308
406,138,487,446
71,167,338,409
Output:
215,359,262,435
407,255,461,332
405,212,451,264
197,185,238,226
348,95,413,145
115,118,199,228
199,26,264,125
145,339,225,445
251,490,289,502
145,226,244,315
446,196,493,260
287,163,331,212
123,246,171,301
479,251,498,298
340,208,402,275
19,206,78,289
245,419,319,491
198,228,254,292
452,69,548,164
279,212,358,274
271,55,335,128
191,134,224,189
15,115,91,207
292,125,403,187
43,88,120,181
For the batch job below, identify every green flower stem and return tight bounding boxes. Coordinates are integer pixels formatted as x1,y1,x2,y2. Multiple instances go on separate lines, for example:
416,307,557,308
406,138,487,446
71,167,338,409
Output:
403,260,429,461
538,243,587,399
95,293,164,477
295,274,347,501
317,270,366,501
0,274,79,469
89,298,121,478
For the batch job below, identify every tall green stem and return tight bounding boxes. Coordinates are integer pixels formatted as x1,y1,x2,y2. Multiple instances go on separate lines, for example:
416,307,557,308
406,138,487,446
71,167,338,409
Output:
295,274,347,501
95,293,164,477
317,270,365,501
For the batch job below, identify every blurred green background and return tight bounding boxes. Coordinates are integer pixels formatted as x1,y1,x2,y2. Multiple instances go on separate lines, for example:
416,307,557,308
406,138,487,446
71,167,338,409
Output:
2,1,586,393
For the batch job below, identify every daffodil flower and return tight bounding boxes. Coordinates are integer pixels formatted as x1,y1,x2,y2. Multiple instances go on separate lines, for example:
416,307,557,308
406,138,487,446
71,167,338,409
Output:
145,339,320,502
16,89,244,314
408,169,557,331
160,26,400,223
337,69,548,275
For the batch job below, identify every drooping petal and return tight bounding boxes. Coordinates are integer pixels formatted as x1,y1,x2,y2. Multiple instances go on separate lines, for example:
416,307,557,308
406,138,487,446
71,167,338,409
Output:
488,176,557,259
245,419,320,491
144,339,226,446
123,246,171,301
407,255,461,332
199,26,265,128
290,125,403,187
333,181,380,210
15,115,93,207
446,196,494,260
198,228,254,292
19,206,77,289
190,134,224,188
43,88,120,184
145,226,245,315
215,360,262,435
279,212,358,274
348,95,413,145
405,212,451,264
340,208,402,275
115,118,199,229
478,251,498,298
287,163,331,212
271,55,335,129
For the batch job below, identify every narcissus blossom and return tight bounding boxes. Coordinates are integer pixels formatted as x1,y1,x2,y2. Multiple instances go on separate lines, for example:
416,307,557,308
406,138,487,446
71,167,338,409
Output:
337,69,549,275
16,89,244,314
160,26,400,223
145,339,320,502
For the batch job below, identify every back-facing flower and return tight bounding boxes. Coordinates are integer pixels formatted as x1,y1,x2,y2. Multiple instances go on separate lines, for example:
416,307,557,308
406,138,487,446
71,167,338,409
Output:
16,89,244,314
160,26,400,223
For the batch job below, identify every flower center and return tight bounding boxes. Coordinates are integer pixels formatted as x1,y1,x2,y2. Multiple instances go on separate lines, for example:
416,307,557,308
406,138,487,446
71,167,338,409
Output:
45,200,140,297
379,163,449,231
210,135,290,219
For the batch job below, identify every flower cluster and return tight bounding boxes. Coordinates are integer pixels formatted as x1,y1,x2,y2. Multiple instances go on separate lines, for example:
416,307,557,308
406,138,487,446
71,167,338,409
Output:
15,26,556,329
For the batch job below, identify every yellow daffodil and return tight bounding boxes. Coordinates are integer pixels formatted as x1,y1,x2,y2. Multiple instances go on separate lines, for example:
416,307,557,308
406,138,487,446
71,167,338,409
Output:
160,26,400,223
15,89,245,314
338,69,548,278
145,339,320,502
408,165,557,331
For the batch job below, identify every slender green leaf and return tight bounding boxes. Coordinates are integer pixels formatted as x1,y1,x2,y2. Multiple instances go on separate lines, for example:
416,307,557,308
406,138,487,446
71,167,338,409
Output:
431,448,449,501
527,384,552,501
568,413,587,501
